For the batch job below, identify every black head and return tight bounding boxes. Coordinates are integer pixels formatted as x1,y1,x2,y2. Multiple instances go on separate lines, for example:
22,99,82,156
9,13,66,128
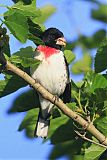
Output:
42,28,66,50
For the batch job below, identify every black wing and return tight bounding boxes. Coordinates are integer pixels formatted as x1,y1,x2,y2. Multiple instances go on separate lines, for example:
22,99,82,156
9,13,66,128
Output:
60,56,71,103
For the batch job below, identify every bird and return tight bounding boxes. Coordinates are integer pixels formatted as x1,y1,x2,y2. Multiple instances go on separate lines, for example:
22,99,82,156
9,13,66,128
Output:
30,27,71,138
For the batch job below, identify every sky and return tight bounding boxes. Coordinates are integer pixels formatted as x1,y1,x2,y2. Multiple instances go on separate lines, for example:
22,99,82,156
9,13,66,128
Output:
0,0,107,160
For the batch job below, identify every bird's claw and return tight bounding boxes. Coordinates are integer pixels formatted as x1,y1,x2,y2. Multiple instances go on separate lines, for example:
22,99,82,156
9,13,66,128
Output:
53,95,59,104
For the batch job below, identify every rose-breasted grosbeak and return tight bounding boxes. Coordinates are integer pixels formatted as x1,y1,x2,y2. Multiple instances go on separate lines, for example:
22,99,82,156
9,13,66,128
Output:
30,28,71,138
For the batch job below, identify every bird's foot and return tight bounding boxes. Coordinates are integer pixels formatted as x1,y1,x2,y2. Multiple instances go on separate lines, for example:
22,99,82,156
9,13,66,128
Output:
53,95,59,104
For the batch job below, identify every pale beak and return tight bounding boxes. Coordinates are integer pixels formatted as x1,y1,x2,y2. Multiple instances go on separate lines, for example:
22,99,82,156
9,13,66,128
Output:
56,37,66,47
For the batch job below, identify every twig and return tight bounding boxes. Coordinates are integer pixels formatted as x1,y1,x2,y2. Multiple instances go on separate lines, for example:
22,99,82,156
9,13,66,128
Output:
75,130,107,149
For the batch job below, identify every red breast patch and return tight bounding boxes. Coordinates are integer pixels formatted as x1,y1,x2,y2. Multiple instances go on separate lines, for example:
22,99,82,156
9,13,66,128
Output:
37,45,59,59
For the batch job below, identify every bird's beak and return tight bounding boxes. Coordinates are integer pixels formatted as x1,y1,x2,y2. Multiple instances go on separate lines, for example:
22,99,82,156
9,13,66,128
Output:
56,37,66,47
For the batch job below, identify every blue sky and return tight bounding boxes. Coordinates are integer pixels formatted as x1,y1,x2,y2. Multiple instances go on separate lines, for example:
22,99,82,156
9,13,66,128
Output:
0,0,107,159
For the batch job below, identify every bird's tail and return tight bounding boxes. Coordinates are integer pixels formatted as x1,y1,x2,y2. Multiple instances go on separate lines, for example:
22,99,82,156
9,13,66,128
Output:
34,112,50,138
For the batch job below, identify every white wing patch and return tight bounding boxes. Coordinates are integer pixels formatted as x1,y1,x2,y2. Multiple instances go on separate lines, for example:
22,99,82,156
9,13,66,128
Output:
34,50,45,61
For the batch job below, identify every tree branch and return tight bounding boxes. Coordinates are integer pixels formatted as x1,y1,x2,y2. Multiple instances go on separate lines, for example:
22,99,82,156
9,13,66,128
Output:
3,60,107,147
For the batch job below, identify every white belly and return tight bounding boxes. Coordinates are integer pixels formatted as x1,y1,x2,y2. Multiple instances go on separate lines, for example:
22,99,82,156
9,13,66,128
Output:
31,51,67,95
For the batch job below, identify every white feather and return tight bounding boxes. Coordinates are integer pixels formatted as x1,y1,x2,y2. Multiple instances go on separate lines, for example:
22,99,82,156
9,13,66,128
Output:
36,117,49,138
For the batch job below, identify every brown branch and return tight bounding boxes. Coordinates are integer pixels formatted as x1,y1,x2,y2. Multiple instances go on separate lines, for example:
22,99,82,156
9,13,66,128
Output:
5,60,107,147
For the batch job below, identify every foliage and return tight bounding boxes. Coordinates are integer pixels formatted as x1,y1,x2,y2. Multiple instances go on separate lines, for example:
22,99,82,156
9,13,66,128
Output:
91,4,107,23
95,38,107,73
0,0,107,159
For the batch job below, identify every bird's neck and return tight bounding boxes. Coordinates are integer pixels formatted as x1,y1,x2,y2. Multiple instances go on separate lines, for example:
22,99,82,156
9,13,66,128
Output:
37,45,60,59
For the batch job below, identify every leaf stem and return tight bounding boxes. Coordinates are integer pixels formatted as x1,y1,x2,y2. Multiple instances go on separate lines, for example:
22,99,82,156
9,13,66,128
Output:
78,89,82,108
84,100,89,113
74,90,85,114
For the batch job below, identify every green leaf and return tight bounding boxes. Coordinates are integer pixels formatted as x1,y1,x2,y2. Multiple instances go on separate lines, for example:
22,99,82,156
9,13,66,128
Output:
27,19,45,45
28,33,44,45
18,108,38,138
64,50,75,64
48,115,69,141
71,79,79,91
10,46,40,68
84,141,106,160
93,29,106,46
91,74,107,92
71,54,92,74
87,74,107,93
49,141,73,159
51,107,61,119
49,115,76,144
91,4,107,23
0,80,8,97
71,155,84,160
0,73,27,98
96,117,107,136
67,102,77,110
49,139,84,159
14,1,40,18
66,42,76,50
12,46,34,58
78,29,106,49
1,35,11,57
22,57,40,68
8,89,40,113
33,4,56,24
4,1,46,45
5,1,39,18
4,11,28,43
95,38,107,73
94,88,107,103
